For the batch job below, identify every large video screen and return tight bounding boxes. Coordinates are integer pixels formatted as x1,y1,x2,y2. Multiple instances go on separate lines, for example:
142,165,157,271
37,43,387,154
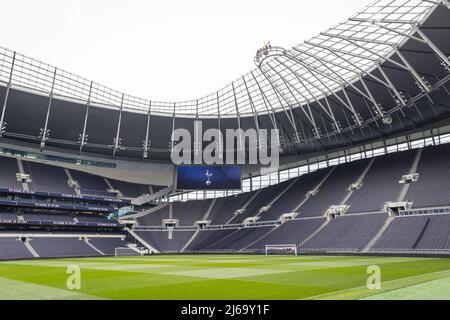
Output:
176,166,241,191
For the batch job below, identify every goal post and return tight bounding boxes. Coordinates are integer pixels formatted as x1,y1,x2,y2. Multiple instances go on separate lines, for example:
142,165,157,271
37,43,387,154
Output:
114,247,142,257
265,244,298,256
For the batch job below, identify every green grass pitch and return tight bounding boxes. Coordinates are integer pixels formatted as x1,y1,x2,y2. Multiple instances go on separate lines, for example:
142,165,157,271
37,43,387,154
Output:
0,255,449,300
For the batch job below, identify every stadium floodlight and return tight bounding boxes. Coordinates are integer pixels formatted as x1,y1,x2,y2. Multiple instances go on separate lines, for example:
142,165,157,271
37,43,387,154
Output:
265,244,298,256
382,115,393,125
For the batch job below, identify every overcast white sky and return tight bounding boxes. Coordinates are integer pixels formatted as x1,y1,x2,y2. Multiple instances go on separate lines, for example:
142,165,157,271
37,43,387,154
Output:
1,0,368,102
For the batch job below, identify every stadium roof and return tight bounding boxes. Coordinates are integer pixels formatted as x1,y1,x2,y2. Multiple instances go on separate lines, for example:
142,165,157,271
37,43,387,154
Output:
0,0,444,118
0,0,449,160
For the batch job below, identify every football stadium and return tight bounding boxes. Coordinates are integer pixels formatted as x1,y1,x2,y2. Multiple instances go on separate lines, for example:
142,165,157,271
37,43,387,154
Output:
1,0,450,304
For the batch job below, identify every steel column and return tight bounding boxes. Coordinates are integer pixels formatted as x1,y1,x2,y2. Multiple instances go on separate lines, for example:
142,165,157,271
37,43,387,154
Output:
0,51,16,138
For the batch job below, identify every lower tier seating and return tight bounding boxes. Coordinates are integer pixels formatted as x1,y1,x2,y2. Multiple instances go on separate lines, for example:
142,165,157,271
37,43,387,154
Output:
0,237,34,260
30,237,100,258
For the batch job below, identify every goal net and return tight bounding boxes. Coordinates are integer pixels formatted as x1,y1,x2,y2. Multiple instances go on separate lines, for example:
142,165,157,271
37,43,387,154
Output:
114,247,142,257
265,244,298,256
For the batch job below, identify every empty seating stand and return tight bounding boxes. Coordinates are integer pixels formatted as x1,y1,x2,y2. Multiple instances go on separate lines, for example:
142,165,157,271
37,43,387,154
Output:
0,237,34,260
207,227,274,251
346,150,416,214
207,193,252,225
76,215,110,224
298,159,370,217
185,229,238,251
30,237,100,258
250,218,326,250
135,231,195,253
88,237,130,255
172,199,213,226
0,156,21,189
0,211,17,221
24,161,74,194
69,170,109,194
414,215,450,250
137,205,170,226
109,179,150,198
405,144,450,208
21,213,74,223
258,169,330,222
299,213,388,252
371,214,450,251
228,182,289,224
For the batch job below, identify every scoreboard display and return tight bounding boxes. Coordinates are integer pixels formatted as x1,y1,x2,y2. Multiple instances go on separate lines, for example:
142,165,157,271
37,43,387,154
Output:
175,166,241,191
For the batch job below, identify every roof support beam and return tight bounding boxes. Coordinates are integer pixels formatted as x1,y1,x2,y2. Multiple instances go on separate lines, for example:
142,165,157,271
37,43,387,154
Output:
274,56,333,119
411,25,450,69
283,54,362,126
333,22,433,92
231,82,244,152
320,32,398,46
376,63,407,106
241,76,260,134
421,0,450,10
216,91,223,159
250,71,278,129
112,93,125,157
79,81,93,153
40,67,57,151
265,62,320,138
393,47,431,92
170,103,176,154
305,40,379,62
349,18,449,70
143,101,152,158
258,66,302,142
250,71,278,130
274,57,340,132
317,34,430,99
0,51,16,138
359,75,384,117
308,43,408,100
292,47,385,117
320,32,414,72
349,18,427,43
303,41,395,90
